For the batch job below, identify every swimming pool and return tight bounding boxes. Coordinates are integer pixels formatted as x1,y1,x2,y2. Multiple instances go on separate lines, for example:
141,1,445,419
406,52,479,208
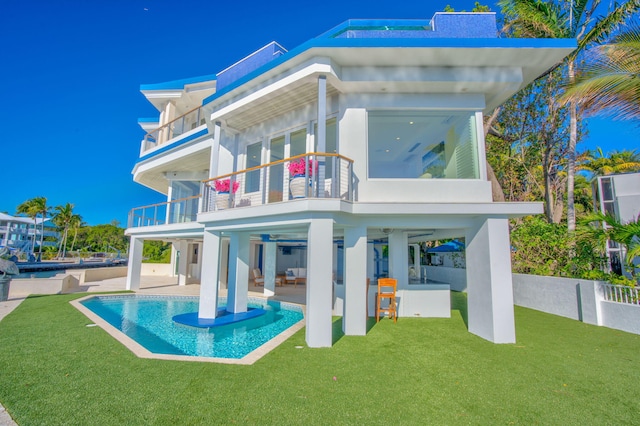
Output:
76,295,304,363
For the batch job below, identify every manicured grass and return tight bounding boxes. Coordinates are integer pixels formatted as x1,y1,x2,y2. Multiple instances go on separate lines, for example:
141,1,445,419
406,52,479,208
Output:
0,292,639,425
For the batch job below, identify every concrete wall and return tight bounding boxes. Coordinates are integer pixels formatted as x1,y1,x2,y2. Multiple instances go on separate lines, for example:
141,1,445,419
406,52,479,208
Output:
600,301,640,335
82,266,128,283
425,265,466,291
140,263,173,276
333,282,451,318
9,274,80,297
512,274,585,320
512,273,640,335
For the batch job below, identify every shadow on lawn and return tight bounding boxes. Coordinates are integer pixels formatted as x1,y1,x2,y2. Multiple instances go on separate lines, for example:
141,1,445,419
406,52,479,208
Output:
450,291,468,327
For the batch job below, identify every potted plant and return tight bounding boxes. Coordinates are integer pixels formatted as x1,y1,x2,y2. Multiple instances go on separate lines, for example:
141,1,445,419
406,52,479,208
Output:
0,247,19,302
288,158,315,198
213,178,239,210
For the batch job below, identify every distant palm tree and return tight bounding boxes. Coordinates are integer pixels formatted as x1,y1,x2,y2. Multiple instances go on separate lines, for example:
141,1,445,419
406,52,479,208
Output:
499,0,640,232
16,197,50,261
582,147,640,178
68,214,84,254
562,25,640,121
53,203,75,258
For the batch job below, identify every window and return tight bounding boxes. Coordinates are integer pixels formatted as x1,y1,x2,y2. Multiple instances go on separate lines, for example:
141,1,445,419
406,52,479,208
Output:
367,111,479,179
245,142,262,193
314,118,338,177
290,129,306,157
269,136,285,202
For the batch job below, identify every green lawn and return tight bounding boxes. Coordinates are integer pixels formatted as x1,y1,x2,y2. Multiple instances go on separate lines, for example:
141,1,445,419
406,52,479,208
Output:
0,292,638,425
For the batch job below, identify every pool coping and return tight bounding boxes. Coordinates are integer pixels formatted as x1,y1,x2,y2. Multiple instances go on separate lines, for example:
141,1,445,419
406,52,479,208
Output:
70,293,306,365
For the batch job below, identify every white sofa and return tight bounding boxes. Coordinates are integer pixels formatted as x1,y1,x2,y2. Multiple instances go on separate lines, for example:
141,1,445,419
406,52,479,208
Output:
285,268,307,286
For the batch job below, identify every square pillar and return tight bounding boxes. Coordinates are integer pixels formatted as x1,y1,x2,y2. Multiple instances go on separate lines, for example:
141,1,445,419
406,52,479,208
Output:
263,242,277,297
316,75,327,197
305,218,334,347
227,232,250,314
343,225,368,335
388,230,408,289
126,236,143,290
198,230,221,319
177,240,189,286
465,217,516,343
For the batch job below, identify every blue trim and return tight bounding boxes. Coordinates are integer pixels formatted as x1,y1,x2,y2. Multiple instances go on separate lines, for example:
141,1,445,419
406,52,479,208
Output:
140,73,217,91
202,37,577,106
137,128,208,163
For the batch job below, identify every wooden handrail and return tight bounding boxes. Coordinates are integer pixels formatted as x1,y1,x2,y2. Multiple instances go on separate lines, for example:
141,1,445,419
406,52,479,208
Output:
202,152,354,184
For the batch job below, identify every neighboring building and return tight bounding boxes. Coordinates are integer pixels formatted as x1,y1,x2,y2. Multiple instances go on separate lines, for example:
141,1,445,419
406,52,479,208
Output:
593,172,640,276
126,13,575,347
0,212,58,257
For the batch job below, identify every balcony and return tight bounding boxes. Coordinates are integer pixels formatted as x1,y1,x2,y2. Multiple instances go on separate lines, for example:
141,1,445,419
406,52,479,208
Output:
140,106,207,155
202,153,354,213
128,196,200,228
128,153,354,229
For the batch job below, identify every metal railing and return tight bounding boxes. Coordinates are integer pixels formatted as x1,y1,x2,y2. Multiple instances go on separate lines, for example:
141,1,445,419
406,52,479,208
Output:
202,152,354,212
141,106,206,154
128,196,200,228
602,283,640,305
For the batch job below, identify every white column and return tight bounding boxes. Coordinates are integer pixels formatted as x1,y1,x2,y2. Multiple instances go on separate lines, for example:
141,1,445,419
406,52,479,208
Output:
316,75,327,197
170,243,178,277
227,232,250,314
177,240,189,286
305,218,334,347
198,230,221,319
465,217,516,343
388,230,408,289
125,236,143,290
343,225,368,335
410,243,421,281
208,122,222,179
263,242,277,297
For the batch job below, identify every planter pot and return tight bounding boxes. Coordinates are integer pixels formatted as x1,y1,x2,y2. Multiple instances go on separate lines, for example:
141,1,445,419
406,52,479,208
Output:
216,192,231,210
0,277,11,302
290,176,309,199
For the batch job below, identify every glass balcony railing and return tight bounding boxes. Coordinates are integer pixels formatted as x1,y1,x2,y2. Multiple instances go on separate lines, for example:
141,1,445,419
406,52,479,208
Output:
128,153,354,229
140,106,207,154
202,152,354,213
128,196,200,229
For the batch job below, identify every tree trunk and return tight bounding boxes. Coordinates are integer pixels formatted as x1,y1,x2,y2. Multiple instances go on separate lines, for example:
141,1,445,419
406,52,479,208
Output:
543,149,554,223
483,107,506,202
567,60,577,232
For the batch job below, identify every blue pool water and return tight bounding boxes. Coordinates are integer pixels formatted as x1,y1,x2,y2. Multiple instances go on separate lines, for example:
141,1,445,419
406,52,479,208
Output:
80,295,304,359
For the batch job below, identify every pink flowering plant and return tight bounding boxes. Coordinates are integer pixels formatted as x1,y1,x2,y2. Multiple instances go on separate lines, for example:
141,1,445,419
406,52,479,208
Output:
288,158,316,177
213,178,239,193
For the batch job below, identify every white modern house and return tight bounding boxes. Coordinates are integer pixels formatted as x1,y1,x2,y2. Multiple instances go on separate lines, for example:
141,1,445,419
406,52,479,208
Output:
125,13,576,347
0,212,57,257
593,172,640,276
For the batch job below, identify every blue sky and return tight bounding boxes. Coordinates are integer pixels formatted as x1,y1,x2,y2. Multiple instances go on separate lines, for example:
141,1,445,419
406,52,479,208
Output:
2,0,638,226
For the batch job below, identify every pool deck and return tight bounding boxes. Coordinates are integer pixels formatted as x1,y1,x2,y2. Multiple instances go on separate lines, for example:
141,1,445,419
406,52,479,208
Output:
1,275,307,323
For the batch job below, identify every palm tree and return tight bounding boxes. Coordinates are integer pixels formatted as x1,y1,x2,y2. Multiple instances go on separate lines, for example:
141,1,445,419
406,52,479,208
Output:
499,0,640,232
562,25,640,121
582,147,640,178
16,197,50,262
68,214,83,255
53,203,75,258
